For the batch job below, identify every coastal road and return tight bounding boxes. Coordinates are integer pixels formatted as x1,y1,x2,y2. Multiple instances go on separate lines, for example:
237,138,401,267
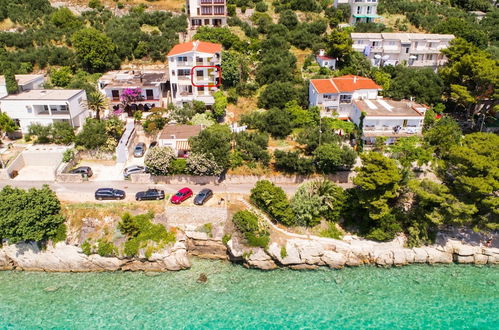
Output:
0,180,354,202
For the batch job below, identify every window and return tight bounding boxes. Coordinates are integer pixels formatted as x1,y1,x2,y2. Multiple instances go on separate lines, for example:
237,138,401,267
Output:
367,6,371,14
43,105,49,112
340,95,352,103
356,6,361,14
214,6,224,14
60,104,68,112
25,106,32,114
405,47,410,54
196,70,204,77
201,7,212,15
177,69,190,76
177,56,188,62
172,70,175,76
198,86,204,92
112,90,120,100
146,89,154,99
50,105,58,112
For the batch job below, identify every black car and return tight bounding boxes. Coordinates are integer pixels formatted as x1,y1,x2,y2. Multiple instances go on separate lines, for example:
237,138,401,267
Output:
135,189,165,201
194,189,213,205
95,188,125,200
70,166,93,177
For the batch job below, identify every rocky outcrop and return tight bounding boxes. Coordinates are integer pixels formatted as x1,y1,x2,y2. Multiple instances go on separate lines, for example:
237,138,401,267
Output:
185,231,228,260
0,240,190,272
225,234,498,271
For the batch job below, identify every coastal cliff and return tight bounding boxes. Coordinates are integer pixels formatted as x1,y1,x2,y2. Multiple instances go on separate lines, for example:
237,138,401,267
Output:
225,234,499,270
0,231,496,272
0,239,190,272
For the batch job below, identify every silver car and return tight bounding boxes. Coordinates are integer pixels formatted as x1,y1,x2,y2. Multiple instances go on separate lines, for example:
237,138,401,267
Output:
133,143,146,157
123,165,148,179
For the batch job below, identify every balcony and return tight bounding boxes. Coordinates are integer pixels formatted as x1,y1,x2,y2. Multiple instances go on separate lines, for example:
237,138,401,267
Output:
176,61,193,67
363,125,422,136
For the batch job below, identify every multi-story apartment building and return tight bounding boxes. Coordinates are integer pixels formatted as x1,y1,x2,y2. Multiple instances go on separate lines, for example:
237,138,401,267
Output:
0,89,88,133
0,74,45,98
167,40,222,106
309,75,426,144
334,0,379,24
351,33,455,68
186,0,227,29
98,70,167,108
309,75,381,118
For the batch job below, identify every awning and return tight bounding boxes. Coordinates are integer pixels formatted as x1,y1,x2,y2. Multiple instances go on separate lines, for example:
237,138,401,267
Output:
176,140,190,151
353,14,379,18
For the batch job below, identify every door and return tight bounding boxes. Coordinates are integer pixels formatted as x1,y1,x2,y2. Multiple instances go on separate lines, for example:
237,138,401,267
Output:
112,90,120,101
146,89,154,100
403,120,408,127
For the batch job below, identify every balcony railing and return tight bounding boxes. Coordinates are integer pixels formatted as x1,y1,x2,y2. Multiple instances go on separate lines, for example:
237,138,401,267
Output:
364,126,421,134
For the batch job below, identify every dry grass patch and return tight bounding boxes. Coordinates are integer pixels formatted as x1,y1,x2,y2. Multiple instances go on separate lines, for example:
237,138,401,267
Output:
226,96,259,123
63,0,185,11
62,201,165,233
291,46,311,72
380,14,422,33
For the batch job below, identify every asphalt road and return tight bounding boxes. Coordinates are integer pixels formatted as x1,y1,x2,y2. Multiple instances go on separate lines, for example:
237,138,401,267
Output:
0,180,354,202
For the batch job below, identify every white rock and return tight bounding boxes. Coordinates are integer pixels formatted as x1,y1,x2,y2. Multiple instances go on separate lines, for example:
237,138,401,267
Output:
474,254,488,265
321,250,346,269
412,248,428,263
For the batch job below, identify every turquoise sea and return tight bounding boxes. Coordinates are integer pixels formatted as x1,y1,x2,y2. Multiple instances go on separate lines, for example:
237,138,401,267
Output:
0,259,497,329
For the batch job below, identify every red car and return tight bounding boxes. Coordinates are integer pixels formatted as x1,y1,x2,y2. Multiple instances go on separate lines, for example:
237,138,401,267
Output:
170,187,193,204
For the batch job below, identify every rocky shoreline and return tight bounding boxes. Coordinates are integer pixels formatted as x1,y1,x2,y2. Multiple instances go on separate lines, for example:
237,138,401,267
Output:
0,230,497,272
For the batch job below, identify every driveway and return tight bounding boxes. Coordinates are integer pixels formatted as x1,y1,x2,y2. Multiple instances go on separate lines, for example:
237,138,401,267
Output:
75,160,125,182
14,166,56,181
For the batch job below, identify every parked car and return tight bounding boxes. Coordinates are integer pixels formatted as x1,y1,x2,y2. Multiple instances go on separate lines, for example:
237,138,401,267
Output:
95,188,125,200
123,165,148,179
149,141,158,148
135,189,165,201
194,189,213,205
170,187,193,204
70,166,93,178
133,142,146,157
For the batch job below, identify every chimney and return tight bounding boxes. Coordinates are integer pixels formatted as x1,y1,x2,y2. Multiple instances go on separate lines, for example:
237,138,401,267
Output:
319,49,325,56
193,40,199,49
353,76,357,84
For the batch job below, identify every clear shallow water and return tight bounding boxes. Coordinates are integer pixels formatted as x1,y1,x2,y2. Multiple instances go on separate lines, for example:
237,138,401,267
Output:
0,260,497,329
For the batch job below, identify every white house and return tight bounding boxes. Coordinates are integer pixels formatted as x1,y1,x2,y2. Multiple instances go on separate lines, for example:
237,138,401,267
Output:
98,70,167,108
0,74,45,98
309,75,381,118
351,33,455,68
351,98,427,144
334,0,379,24
0,89,88,133
158,124,203,157
167,40,222,106
186,0,227,29
316,50,337,70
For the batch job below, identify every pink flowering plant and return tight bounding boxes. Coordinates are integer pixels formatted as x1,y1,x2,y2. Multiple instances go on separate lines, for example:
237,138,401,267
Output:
120,88,144,105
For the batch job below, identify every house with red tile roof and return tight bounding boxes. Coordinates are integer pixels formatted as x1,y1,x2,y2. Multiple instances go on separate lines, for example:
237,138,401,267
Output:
309,75,381,119
309,75,428,144
315,50,337,70
167,40,222,106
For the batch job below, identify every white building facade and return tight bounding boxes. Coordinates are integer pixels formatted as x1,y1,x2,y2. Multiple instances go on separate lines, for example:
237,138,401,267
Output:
186,0,227,29
0,74,45,98
0,89,88,133
315,49,337,70
334,0,379,24
167,40,222,106
351,33,455,68
351,99,427,144
98,70,167,108
309,75,381,119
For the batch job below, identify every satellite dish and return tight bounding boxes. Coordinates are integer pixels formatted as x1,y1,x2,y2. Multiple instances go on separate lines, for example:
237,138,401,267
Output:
374,54,381,59
382,55,390,60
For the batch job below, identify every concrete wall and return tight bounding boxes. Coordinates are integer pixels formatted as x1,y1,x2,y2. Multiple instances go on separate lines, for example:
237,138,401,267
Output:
132,172,354,185
55,153,84,183
2,152,25,178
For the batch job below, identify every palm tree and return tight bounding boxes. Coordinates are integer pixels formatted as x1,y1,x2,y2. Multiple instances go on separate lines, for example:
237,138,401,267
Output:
84,92,108,120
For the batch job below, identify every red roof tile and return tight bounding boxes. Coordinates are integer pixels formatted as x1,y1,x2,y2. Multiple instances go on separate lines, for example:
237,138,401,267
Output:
167,41,222,56
310,79,339,94
332,75,381,92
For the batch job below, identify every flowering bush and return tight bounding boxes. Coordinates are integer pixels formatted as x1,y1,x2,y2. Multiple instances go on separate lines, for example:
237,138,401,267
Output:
186,153,223,176
144,146,176,175
120,88,143,105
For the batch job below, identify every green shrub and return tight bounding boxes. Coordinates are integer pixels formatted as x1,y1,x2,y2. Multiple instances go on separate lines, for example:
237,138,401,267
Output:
319,223,342,239
199,223,213,237
81,240,92,255
250,180,295,226
255,2,268,12
222,234,231,245
232,210,270,248
62,149,75,163
97,239,116,257
52,223,67,243
170,158,187,174
124,238,140,257
280,246,288,258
